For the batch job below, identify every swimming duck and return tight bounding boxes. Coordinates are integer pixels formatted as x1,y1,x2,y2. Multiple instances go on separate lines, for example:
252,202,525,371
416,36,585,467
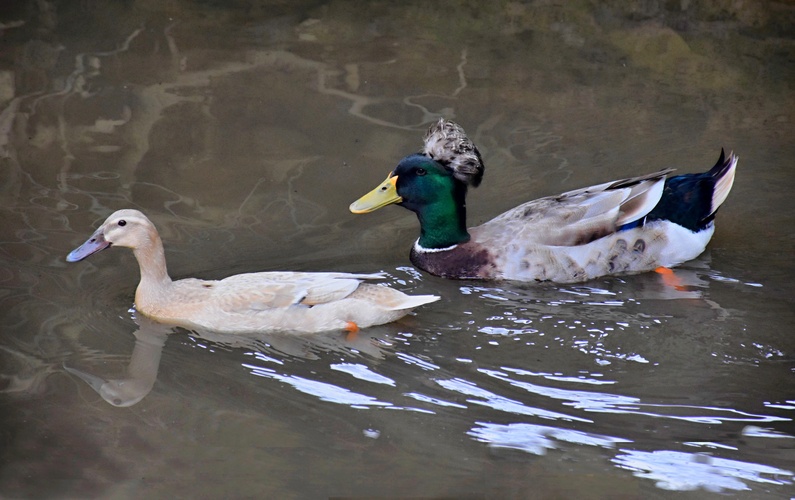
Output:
66,209,439,333
350,119,737,283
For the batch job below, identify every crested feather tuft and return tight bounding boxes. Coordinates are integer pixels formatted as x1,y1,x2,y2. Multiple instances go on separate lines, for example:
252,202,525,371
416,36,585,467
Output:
421,118,485,187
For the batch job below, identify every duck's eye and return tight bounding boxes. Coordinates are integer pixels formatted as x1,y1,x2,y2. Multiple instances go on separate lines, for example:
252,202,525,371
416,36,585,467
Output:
118,220,127,227
416,168,427,176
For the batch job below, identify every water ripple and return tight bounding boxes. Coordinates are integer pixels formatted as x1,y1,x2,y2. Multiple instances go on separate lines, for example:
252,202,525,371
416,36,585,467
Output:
243,363,391,408
330,363,395,386
396,353,440,371
468,421,629,455
612,449,794,492
436,377,591,423
404,392,468,409
479,368,790,424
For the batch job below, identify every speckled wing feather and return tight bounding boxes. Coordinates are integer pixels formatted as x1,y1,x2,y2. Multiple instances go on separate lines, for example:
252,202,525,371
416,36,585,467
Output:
421,118,485,187
477,170,672,247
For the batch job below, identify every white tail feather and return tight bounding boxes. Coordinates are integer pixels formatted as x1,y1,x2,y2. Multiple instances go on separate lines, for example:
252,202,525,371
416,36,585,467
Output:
384,294,440,310
711,153,738,215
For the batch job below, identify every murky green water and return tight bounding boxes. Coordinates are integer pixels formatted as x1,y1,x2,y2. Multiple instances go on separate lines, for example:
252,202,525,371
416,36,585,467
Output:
1,1,793,498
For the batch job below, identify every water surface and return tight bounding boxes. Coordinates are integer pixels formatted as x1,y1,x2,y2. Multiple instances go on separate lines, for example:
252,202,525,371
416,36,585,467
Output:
1,1,793,498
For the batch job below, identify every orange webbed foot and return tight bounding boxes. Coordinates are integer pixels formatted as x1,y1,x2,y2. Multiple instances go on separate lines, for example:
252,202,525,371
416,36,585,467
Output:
344,321,360,340
655,267,687,291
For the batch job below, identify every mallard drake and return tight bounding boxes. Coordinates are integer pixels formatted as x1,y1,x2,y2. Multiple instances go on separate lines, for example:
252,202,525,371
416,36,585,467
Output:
66,209,439,333
350,119,737,283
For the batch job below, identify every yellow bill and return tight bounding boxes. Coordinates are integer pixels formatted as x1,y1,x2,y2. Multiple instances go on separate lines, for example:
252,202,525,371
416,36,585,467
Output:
349,173,402,214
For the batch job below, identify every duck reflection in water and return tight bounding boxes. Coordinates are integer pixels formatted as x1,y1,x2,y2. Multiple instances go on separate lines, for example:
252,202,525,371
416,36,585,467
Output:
64,314,170,408
64,311,399,407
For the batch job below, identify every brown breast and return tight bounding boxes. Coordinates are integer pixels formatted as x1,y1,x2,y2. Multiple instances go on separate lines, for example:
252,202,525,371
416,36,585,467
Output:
409,240,496,279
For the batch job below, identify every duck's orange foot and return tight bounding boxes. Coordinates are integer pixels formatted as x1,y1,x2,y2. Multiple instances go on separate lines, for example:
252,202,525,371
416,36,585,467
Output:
655,266,686,291
344,321,360,340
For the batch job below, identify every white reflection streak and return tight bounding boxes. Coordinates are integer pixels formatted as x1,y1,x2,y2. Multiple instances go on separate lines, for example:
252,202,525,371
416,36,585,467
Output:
396,353,440,371
242,363,390,408
250,351,284,365
683,442,738,450
468,421,629,455
480,369,790,424
478,326,524,336
405,392,468,409
436,378,591,423
331,363,395,386
501,366,615,386
613,449,794,492
741,425,795,439
481,367,637,409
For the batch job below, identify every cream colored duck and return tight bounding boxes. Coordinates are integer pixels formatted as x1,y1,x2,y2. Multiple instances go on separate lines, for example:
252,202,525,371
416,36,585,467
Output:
350,119,737,283
66,209,439,333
